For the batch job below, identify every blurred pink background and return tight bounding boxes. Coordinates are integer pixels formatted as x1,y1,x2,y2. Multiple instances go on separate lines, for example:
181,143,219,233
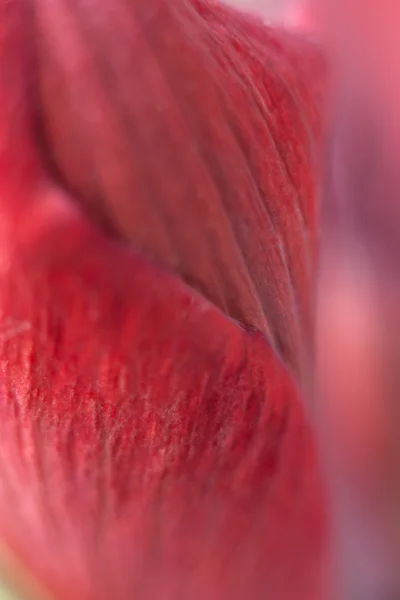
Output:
226,0,291,20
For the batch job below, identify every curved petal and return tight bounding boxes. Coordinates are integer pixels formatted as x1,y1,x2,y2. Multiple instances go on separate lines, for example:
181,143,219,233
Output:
33,0,325,374
0,182,325,600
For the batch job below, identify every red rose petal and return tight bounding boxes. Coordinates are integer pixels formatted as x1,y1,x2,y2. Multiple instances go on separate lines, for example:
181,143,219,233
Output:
34,0,325,374
0,183,324,600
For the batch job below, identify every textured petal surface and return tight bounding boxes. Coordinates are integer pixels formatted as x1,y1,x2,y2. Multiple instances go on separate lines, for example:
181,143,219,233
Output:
0,1,326,598
0,184,324,600
35,0,325,373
